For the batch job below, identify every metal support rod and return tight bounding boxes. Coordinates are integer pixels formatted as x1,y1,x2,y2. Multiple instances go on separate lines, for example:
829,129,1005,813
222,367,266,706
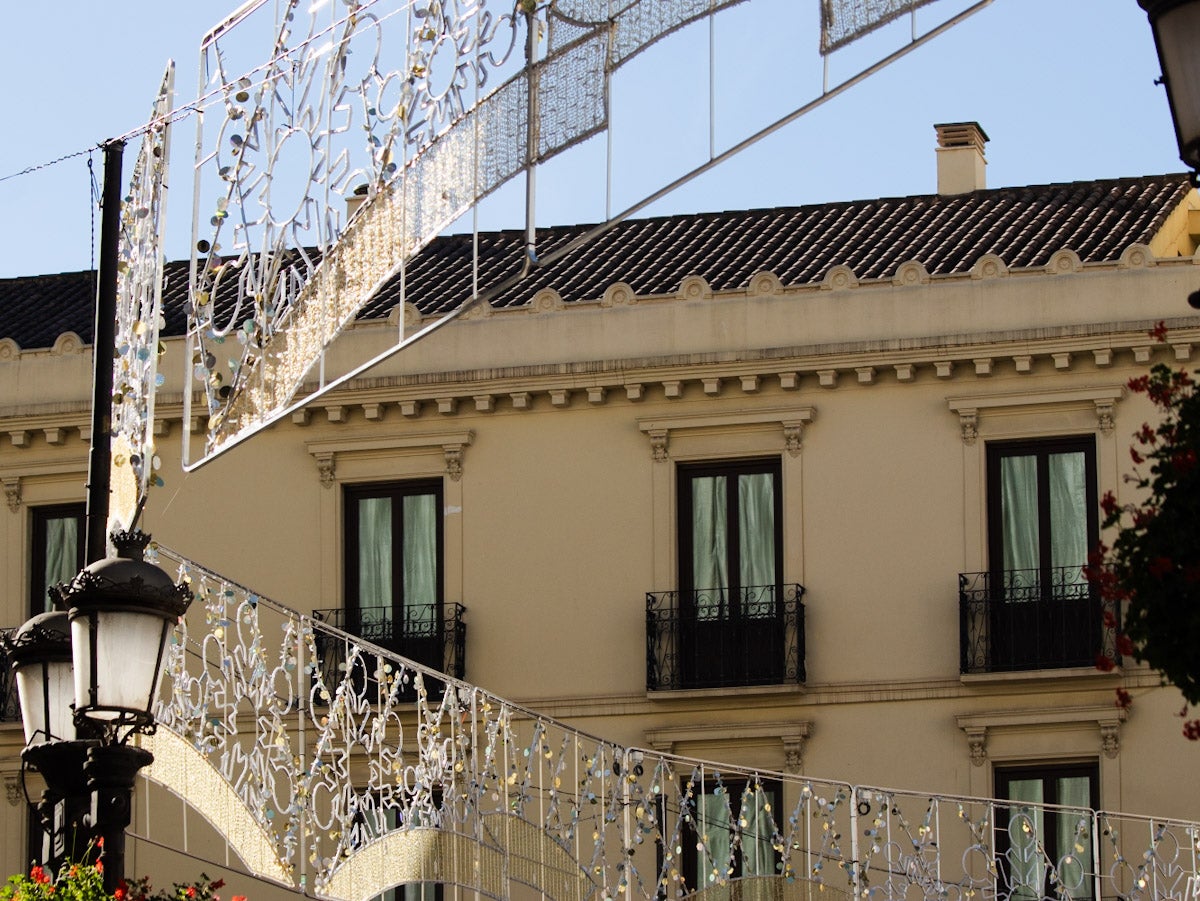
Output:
523,5,539,269
85,139,125,565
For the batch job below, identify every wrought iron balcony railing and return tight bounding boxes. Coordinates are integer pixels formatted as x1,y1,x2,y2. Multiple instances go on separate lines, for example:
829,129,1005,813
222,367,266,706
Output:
959,567,1118,674
646,584,805,690
0,627,17,723
311,603,466,691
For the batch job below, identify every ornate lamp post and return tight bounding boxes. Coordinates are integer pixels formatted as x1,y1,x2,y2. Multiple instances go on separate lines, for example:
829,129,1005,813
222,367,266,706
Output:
2,532,192,892
1138,0,1200,178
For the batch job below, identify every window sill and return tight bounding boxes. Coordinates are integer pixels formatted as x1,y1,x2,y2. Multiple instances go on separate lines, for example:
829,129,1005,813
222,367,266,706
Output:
961,665,1121,686
646,682,805,701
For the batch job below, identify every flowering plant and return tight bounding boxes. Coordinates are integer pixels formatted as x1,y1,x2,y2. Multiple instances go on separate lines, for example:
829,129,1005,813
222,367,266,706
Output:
0,857,244,901
1089,322,1200,737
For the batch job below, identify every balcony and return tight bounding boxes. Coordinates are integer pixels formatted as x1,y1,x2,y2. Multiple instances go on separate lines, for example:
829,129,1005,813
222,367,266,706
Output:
959,567,1119,674
646,584,805,691
311,603,466,693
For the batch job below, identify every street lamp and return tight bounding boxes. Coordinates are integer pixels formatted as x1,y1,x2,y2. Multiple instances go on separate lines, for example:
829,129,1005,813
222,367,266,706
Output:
4,612,93,868
1138,0,1200,178
3,530,192,891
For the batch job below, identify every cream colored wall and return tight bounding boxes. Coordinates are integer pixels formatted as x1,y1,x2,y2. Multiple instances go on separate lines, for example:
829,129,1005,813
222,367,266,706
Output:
2,248,1200,889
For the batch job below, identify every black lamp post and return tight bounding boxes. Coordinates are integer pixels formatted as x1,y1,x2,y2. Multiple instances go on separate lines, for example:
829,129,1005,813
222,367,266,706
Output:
1138,0,1200,178
58,529,192,892
2,534,192,891
1,136,193,891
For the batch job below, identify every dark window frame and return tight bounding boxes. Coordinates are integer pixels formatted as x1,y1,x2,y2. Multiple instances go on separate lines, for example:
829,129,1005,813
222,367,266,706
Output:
343,479,446,642
994,761,1100,901
671,458,788,688
354,790,445,901
673,777,784,894
986,435,1099,587
30,503,86,617
676,457,784,606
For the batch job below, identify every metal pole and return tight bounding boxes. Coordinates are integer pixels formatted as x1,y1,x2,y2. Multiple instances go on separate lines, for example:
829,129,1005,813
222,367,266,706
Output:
85,139,125,565
86,744,153,894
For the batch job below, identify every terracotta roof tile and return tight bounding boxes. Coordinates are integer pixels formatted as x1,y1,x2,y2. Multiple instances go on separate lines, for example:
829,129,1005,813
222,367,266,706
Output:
0,173,1191,350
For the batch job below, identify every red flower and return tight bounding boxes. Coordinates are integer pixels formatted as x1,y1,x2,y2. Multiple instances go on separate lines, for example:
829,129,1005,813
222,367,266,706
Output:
96,859,103,874
1116,688,1133,709
30,866,49,885
211,882,225,892
1184,719,1200,740
232,895,248,901
1131,447,1144,464
115,888,127,900
1151,320,1169,342
97,837,104,849
1128,375,1150,393
1115,634,1135,657
1095,653,1116,672
186,887,197,899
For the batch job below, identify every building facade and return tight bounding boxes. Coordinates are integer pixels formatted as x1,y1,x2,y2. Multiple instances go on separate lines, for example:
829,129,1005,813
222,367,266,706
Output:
2,128,1200,898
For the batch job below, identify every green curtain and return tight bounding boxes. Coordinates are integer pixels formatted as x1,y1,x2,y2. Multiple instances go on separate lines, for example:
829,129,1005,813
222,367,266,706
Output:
1056,776,1094,896
358,497,393,626
1048,452,1087,583
691,475,728,615
43,515,80,613
738,786,775,877
1005,778,1045,901
697,790,733,886
402,494,438,627
738,473,776,606
1000,456,1040,574
1000,450,1087,586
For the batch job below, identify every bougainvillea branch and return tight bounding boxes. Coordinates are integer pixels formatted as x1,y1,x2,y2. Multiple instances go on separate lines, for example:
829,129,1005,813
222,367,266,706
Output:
1087,321,1200,738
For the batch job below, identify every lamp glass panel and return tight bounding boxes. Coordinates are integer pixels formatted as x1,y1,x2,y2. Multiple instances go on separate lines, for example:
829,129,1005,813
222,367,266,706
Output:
1157,3,1200,166
15,660,74,744
72,611,166,718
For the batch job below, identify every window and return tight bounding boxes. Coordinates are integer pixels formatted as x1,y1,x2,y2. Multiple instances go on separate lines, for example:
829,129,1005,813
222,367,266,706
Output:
995,763,1099,901
30,504,85,617
671,459,787,687
976,437,1101,670
344,481,444,672
988,437,1098,583
353,795,444,901
677,779,781,893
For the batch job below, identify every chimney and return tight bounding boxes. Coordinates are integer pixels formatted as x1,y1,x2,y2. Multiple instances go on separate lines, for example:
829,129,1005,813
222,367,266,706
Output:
935,122,988,195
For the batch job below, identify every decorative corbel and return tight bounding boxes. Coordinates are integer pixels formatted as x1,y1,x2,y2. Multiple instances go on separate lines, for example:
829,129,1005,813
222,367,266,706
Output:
958,409,979,446
964,726,987,766
648,429,669,463
444,444,465,482
1100,722,1121,759
3,477,20,512
782,723,811,775
783,422,805,458
314,452,336,488
4,773,20,806
1095,399,1116,436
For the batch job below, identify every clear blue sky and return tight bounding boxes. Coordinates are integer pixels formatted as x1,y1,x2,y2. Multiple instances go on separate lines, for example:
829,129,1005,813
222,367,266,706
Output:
0,0,1185,280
